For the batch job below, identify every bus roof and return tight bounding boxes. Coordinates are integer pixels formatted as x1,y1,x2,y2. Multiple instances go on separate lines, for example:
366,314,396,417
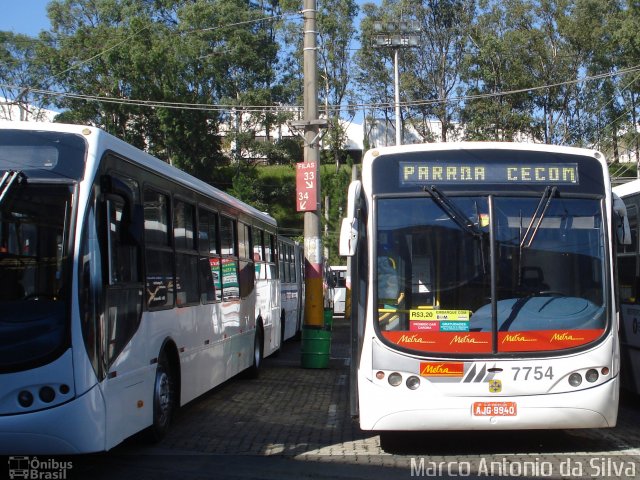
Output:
613,179,640,199
0,121,276,227
363,141,604,161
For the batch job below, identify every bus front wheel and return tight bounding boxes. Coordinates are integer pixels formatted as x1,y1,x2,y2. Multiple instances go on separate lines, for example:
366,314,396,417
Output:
150,353,176,441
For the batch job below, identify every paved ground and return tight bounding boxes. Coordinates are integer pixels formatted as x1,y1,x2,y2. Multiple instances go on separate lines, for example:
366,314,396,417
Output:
155,317,367,457
8,317,640,479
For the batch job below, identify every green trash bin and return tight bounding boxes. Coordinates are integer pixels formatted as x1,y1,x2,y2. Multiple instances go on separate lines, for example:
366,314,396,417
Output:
301,326,331,369
323,307,333,331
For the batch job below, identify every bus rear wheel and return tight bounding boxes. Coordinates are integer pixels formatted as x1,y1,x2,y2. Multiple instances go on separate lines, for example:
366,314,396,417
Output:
245,326,263,379
150,353,176,441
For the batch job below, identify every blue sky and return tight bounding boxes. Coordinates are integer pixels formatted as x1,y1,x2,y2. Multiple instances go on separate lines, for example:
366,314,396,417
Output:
1,0,51,36
1,0,371,37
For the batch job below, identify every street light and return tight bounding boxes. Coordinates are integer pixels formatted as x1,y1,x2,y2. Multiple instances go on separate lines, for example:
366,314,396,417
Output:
372,20,421,146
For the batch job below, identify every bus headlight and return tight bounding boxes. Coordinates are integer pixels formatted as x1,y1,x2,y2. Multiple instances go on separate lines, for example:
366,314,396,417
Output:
39,386,56,403
568,373,582,387
18,390,33,408
406,376,421,390
585,369,599,383
388,372,403,387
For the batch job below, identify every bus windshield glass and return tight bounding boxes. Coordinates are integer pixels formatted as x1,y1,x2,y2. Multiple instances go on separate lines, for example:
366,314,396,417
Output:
376,194,607,354
0,182,73,372
0,129,87,181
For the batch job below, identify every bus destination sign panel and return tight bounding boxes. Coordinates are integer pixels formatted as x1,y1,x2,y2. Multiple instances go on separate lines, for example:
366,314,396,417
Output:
399,162,579,186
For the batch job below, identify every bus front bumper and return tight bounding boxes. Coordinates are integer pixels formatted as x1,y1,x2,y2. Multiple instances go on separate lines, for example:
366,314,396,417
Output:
358,375,619,431
0,384,105,455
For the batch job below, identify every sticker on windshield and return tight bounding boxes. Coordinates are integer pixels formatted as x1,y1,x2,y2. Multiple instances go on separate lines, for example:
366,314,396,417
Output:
440,321,470,332
410,310,471,332
409,309,470,321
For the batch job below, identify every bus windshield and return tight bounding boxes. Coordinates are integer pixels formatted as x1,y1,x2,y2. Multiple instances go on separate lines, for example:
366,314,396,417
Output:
376,193,607,354
0,182,73,372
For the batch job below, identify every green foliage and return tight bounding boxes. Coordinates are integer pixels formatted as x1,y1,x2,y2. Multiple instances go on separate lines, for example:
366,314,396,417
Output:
228,164,352,263
610,162,637,181
321,164,352,265
0,31,53,120
227,164,268,212
25,0,290,175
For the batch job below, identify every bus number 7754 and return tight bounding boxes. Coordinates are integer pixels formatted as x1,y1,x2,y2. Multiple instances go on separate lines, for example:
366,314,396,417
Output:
512,366,554,381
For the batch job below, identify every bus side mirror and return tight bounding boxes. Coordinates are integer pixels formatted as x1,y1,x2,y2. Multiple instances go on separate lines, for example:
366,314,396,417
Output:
339,180,362,257
613,193,632,245
339,217,359,257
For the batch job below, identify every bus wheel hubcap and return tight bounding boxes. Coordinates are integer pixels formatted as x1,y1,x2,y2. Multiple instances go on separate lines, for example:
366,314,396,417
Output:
156,371,171,424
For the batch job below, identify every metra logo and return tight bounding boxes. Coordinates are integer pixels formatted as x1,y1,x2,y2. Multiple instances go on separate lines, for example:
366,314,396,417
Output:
502,333,537,344
397,334,434,344
450,334,489,345
550,332,584,342
420,362,464,377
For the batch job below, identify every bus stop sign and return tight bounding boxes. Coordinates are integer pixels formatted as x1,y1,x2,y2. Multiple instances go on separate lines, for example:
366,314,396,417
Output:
296,161,317,212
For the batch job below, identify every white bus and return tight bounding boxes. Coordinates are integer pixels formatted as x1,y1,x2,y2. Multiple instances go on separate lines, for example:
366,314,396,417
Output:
330,265,347,317
277,236,304,342
612,179,640,394
339,142,627,448
0,122,282,454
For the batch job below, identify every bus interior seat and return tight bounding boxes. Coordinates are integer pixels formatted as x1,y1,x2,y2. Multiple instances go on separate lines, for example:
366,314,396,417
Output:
519,266,549,293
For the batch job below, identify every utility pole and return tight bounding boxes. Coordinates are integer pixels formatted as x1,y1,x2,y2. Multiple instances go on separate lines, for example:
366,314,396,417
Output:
301,0,324,329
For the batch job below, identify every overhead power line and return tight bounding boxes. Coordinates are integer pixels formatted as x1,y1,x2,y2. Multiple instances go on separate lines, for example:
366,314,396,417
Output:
3,64,640,115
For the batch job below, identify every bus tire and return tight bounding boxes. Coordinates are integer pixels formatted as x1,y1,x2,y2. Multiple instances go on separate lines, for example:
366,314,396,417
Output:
379,431,403,454
149,353,176,442
245,324,263,379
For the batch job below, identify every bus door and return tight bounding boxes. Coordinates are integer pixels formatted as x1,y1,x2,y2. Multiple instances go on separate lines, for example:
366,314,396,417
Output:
99,174,146,448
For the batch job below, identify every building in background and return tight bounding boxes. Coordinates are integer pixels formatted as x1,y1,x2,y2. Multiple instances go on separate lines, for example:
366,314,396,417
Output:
0,98,57,122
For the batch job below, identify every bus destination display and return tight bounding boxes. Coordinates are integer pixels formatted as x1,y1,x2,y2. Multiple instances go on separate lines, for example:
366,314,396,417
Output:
400,161,579,186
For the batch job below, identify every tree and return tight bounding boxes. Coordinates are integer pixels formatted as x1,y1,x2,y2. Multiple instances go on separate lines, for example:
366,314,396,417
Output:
317,0,359,170
615,0,640,163
460,0,540,141
354,1,399,146
39,0,289,182
0,32,53,121
404,0,474,142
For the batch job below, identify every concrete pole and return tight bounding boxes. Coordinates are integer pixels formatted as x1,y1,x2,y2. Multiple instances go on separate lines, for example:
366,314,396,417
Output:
302,0,324,328
394,48,401,146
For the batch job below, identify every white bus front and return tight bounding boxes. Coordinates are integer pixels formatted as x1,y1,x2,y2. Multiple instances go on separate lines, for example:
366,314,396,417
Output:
341,144,619,435
0,128,106,453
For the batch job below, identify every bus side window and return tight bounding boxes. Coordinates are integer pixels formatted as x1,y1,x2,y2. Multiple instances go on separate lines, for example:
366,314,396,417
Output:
220,215,239,300
238,223,254,298
144,188,174,309
174,200,199,306
197,207,217,303
618,203,638,303
106,199,140,285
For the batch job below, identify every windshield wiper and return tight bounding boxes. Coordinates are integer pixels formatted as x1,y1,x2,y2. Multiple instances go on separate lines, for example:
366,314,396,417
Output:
519,186,557,249
424,185,482,237
0,171,25,206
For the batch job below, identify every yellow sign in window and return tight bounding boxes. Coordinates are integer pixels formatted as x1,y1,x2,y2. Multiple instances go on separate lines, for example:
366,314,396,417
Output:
409,309,470,321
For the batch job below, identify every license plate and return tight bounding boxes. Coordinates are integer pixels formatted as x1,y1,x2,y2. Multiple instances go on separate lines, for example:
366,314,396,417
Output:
472,401,517,416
